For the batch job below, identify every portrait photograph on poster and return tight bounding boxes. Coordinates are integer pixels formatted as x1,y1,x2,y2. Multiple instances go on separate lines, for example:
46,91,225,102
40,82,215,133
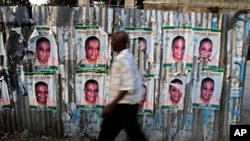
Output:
125,27,154,73
75,26,108,71
138,74,154,115
193,28,221,69
75,71,106,110
28,27,59,72
192,69,224,110
161,73,187,111
163,26,193,69
25,72,57,111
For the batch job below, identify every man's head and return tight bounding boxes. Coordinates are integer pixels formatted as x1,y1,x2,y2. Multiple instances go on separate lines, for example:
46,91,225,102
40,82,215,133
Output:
171,36,185,62
84,79,99,105
169,79,183,105
36,37,51,65
35,81,48,106
85,36,100,64
138,37,147,53
200,77,214,104
199,38,213,59
139,84,147,109
111,31,129,53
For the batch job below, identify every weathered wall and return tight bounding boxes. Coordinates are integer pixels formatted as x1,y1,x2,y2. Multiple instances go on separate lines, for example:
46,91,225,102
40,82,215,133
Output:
0,5,249,141
144,0,250,14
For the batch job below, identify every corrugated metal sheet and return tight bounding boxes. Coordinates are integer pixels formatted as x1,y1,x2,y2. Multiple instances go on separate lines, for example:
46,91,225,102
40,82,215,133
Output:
0,5,248,141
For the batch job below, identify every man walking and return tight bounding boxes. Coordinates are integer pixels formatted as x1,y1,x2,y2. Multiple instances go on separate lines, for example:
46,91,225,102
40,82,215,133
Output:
98,31,147,141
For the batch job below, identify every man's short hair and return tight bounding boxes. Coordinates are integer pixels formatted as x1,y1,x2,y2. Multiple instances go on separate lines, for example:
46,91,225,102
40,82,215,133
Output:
36,37,50,49
114,31,129,45
85,36,100,48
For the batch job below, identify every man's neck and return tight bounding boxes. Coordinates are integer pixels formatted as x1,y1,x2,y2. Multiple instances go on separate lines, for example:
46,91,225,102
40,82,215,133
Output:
116,47,127,54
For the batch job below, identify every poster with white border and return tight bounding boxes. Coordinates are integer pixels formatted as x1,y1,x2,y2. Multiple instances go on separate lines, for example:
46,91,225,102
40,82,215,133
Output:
193,28,221,69
25,72,57,111
163,26,193,69
125,27,154,74
75,70,106,110
28,26,59,72
192,68,224,110
161,73,187,110
138,74,154,115
75,25,108,71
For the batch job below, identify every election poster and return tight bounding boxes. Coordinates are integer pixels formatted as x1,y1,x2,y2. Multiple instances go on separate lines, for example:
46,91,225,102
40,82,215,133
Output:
192,68,224,110
161,73,187,111
125,27,153,75
28,26,59,72
75,70,106,110
193,28,221,69
25,71,57,111
75,26,108,71
163,26,193,69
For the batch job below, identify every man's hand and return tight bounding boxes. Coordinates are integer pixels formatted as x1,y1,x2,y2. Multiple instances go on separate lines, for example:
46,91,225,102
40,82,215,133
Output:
102,103,115,117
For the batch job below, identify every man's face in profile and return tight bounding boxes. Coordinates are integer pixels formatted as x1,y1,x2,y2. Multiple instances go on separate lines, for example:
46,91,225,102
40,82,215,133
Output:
85,82,98,105
85,39,100,62
35,84,48,106
36,41,51,64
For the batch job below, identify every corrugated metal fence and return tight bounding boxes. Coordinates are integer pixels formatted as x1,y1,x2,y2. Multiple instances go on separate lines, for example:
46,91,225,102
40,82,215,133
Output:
0,5,249,141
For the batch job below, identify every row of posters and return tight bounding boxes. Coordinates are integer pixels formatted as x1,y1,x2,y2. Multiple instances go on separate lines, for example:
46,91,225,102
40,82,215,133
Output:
24,25,221,73
0,25,224,112
10,68,222,111
27,25,109,72
163,26,221,69
161,69,224,110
